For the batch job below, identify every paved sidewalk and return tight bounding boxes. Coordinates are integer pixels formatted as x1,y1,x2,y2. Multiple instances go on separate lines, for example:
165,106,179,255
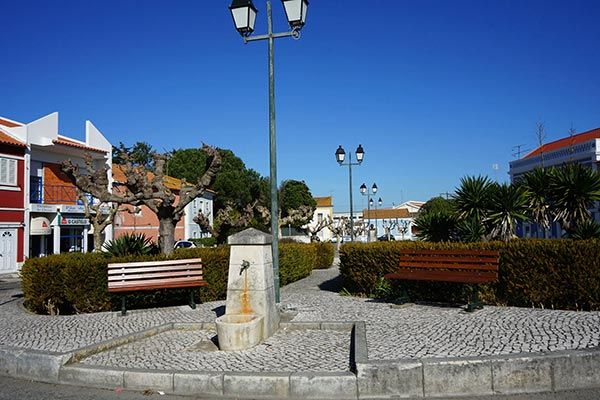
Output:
1,265,599,363
2,265,600,399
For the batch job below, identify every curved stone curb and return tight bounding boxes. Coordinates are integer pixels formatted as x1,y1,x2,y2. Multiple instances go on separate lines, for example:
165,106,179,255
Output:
352,320,600,398
1,320,599,399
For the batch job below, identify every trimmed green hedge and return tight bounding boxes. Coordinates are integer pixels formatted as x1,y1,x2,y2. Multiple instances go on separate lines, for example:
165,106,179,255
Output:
339,240,600,311
312,242,335,269
21,242,321,315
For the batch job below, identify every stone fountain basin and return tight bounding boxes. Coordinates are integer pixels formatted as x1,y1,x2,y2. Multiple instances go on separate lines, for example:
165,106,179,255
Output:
215,314,264,351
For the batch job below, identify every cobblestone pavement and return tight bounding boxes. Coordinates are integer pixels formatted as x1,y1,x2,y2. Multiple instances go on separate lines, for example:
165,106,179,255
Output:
1,263,599,363
80,327,351,372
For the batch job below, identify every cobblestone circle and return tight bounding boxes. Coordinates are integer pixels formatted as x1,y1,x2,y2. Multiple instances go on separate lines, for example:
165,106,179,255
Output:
1,261,599,365
80,327,351,372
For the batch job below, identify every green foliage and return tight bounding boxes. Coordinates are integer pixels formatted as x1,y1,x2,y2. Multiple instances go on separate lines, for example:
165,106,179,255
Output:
570,220,600,240
103,233,159,257
21,242,324,315
549,163,600,231
453,175,494,224
165,148,207,183
279,180,317,228
420,196,454,215
456,218,486,243
414,211,457,242
312,242,335,269
487,183,529,241
279,242,317,285
517,168,552,230
189,237,218,247
112,141,155,167
339,240,600,310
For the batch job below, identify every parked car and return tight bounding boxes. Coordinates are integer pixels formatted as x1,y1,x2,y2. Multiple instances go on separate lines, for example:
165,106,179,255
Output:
174,240,196,249
377,235,395,241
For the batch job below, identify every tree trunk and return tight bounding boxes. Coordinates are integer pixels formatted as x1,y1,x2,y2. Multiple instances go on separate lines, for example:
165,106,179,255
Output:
159,218,176,255
93,229,104,252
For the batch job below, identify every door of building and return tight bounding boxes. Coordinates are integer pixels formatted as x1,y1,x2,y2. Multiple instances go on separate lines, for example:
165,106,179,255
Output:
0,229,18,273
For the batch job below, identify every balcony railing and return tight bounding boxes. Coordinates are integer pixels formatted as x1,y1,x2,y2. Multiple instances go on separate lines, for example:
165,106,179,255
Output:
30,177,93,205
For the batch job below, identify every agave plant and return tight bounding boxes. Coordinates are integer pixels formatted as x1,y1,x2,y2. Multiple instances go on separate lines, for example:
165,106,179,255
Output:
103,233,159,257
570,219,600,240
453,176,494,224
518,168,553,231
456,217,487,243
486,183,529,241
549,164,600,232
414,211,457,242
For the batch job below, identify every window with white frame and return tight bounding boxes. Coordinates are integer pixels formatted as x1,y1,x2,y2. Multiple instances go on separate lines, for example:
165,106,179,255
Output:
0,157,17,186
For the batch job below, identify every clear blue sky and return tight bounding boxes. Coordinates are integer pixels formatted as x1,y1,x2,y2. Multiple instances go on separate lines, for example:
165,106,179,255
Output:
2,1,599,211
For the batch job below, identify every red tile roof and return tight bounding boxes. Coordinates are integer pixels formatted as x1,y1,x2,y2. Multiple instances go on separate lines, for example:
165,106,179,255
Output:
113,164,216,194
0,117,23,128
315,196,333,207
52,137,107,153
363,208,410,219
0,130,26,148
524,127,600,159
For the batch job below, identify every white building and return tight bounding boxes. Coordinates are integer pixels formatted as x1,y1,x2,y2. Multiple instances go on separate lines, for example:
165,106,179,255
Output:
184,192,215,240
509,126,600,238
0,112,113,263
306,196,334,242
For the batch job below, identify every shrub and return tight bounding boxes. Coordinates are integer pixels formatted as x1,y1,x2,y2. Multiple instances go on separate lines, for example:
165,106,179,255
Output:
279,242,317,285
103,233,159,256
339,240,600,310
189,237,218,247
312,242,335,269
21,241,323,315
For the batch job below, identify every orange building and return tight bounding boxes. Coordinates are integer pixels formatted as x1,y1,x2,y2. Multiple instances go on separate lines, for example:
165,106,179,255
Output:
112,166,214,244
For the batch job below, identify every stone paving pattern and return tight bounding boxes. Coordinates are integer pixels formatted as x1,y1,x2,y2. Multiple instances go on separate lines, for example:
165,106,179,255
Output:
80,327,351,372
1,261,599,364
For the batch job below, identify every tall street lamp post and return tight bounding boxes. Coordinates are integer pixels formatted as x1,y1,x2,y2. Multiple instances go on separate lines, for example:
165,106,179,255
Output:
335,145,364,242
229,0,309,304
373,197,382,238
359,183,378,242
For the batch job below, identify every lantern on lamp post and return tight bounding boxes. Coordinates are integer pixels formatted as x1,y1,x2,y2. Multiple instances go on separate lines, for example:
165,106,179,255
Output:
229,0,309,304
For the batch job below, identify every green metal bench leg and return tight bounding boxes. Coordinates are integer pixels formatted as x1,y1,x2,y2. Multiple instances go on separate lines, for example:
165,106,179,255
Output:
121,296,127,316
189,289,196,309
466,286,484,312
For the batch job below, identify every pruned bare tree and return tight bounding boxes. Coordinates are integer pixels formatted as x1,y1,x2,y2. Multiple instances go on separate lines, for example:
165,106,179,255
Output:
63,145,221,254
536,121,546,168
306,216,334,242
77,191,118,251
193,211,214,236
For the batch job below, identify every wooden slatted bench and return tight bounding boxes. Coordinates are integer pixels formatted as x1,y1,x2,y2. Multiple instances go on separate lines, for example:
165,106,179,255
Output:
108,258,207,316
384,249,500,311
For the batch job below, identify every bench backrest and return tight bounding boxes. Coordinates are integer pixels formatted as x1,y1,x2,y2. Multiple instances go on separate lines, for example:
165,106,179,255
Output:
397,249,499,283
108,258,204,293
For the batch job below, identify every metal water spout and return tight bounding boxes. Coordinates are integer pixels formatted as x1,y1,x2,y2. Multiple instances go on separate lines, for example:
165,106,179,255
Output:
240,260,250,275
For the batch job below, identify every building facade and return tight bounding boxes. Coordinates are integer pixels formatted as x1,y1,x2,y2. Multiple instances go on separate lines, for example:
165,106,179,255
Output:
306,196,334,242
0,124,27,273
112,167,214,243
0,113,113,272
509,126,600,238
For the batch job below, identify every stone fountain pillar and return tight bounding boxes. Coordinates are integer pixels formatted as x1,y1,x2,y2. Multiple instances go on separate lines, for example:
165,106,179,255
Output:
215,228,280,351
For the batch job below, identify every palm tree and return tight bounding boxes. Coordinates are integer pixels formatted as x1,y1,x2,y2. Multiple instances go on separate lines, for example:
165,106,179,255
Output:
570,219,600,240
486,183,529,241
414,211,457,242
518,168,553,233
453,176,494,239
550,164,600,232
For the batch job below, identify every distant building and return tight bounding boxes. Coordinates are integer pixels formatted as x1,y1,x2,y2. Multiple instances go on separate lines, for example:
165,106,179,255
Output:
0,113,113,274
0,123,27,273
307,196,334,241
112,166,214,243
509,126,600,238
